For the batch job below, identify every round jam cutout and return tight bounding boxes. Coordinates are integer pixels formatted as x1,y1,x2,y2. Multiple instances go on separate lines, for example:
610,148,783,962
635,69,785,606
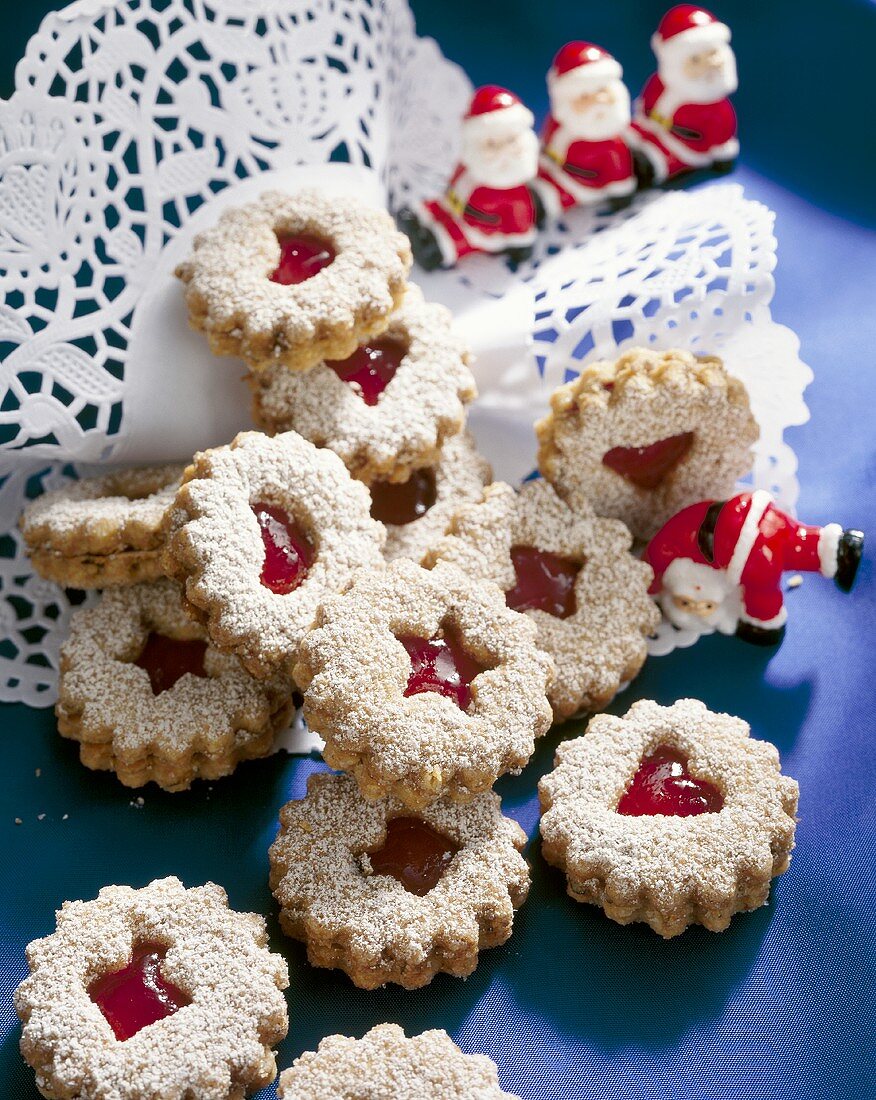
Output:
134,634,208,695
398,628,484,711
617,745,724,817
253,502,314,595
88,942,191,1042
369,468,437,527
270,234,335,285
326,337,407,406
504,545,579,619
601,431,694,491
368,816,460,895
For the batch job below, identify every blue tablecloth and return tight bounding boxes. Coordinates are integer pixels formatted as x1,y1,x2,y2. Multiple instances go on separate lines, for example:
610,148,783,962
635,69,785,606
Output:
2,2,875,1097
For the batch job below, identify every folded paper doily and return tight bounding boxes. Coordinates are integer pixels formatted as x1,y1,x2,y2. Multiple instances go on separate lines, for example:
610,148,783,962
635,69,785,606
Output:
0,0,811,722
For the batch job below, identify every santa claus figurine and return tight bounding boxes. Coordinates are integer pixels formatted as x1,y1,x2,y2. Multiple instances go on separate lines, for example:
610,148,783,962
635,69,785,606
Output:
533,41,636,218
397,85,541,270
645,490,864,646
628,5,739,185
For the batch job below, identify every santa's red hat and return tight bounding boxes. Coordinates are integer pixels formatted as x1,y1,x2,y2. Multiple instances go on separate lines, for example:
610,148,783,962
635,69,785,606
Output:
652,5,731,57
548,42,623,98
462,85,534,140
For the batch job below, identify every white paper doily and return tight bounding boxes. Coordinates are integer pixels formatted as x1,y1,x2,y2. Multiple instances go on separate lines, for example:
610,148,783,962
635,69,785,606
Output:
0,0,812,720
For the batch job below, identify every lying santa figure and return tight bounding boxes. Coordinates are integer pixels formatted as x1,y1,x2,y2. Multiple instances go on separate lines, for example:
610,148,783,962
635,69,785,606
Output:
397,85,541,270
628,4,739,185
645,490,864,645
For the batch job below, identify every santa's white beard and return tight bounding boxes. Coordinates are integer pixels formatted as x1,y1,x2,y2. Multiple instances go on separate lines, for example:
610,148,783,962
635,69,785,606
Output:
658,50,738,104
552,87,631,141
461,128,539,188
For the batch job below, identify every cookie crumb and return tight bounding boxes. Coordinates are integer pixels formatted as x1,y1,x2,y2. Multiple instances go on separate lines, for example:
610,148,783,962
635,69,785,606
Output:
37,814,46,821
14,818,22,825
35,768,41,778
62,814,69,821
787,574,803,589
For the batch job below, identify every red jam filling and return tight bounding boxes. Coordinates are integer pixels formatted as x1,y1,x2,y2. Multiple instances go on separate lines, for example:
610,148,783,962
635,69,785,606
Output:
368,816,460,896
88,942,191,1042
504,545,579,619
134,634,207,695
253,502,314,595
398,628,484,711
617,745,724,817
326,337,407,405
369,469,437,527
601,431,694,491
270,234,335,285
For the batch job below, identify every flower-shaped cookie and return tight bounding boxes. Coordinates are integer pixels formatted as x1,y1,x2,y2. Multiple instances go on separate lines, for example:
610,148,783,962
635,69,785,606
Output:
372,430,492,564
162,430,385,679
269,772,528,989
15,877,289,1100
539,698,799,937
176,190,412,373
56,578,294,791
248,284,477,484
536,347,759,540
20,464,184,588
294,558,554,809
427,480,659,720
278,1024,519,1100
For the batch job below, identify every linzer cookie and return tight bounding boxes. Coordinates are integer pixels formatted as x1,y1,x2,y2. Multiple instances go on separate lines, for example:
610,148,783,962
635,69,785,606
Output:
20,464,184,588
162,430,384,679
248,284,477,484
536,347,758,540
56,579,294,791
371,431,492,564
269,772,528,989
277,1024,520,1099
539,698,799,938
176,189,412,373
15,877,289,1100
427,480,659,720
294,558,554,809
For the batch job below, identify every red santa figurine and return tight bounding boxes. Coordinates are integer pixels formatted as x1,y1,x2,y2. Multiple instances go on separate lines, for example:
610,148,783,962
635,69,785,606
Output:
397,85,541,270
628,5,739,185
533,41,636,218
645,491,864,645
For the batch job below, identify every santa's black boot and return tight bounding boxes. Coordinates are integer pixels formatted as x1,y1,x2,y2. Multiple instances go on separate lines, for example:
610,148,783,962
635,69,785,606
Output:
396,207,444,272
529,186,547,230
505,244,534,269
710,157,737,176
835,529,864,593
632,149,656,190
735,620,786,647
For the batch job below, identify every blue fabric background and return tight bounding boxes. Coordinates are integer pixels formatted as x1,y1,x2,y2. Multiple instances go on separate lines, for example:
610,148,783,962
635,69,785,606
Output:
1,2,875,1097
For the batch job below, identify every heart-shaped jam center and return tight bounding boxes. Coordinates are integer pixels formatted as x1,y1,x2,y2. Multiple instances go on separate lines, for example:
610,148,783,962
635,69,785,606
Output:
398,627,484,711
369,469,437,527
602,431,694,491
270,234,335,285
88,942,191,1042
505,545,579,619
367,816,460,895
134,634,208,695
326,337,407,405
253,502,314,595
617,745,724,817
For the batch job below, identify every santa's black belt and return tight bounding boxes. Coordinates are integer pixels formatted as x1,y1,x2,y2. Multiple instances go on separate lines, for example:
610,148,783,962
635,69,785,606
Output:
697,500,726,564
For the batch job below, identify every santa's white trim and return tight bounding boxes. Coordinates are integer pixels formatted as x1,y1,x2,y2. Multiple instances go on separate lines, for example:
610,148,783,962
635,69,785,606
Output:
635,111,732,168
739,606,788,630
537,151,635,205
627,122,670,181
652,22,731,58
549,57,622,97
438,208,537,251
531,173,564,219
463,102,534,141
414,201,459,267
726,490,773,586
818,523,843,578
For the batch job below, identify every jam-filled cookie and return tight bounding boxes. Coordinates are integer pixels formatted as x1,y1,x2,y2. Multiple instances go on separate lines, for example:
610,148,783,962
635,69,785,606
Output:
294,558,554,809
269,772,528,989
371,431,492,564
56,578,294,791
278,1024,520,1099
248,284,477,485
20,464,184,588
162,430,385,679
539,698,799,937
536,347,758,540
427,480,659,720
176,190,412,373
15,877,289,1100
